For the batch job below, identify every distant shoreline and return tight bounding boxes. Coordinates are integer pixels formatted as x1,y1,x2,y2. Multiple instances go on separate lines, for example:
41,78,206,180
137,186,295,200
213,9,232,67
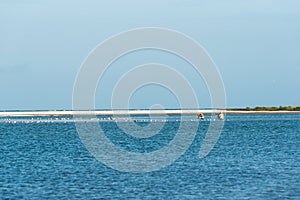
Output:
228,106,300,112
0,109,300,117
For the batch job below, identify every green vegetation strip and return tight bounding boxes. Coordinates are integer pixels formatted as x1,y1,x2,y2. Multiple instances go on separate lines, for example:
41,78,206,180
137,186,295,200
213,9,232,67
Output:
229,106,300,111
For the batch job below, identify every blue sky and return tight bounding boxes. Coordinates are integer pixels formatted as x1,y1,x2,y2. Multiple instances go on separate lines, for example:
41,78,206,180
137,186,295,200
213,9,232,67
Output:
1,0,300,110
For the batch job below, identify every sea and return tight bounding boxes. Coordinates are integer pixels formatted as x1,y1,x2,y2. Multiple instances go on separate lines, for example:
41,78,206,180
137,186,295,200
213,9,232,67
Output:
1,114,299,199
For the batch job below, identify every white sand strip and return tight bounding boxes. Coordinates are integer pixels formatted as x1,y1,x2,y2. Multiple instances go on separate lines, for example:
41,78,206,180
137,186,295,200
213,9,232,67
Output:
0,110,299,117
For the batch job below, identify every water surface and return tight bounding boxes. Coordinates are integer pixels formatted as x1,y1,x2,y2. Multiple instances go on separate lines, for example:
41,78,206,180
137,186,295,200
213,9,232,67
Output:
1,114,299,199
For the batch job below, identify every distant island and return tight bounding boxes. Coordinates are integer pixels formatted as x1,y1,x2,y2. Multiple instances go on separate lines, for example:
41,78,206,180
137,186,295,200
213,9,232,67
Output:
229,106,300,111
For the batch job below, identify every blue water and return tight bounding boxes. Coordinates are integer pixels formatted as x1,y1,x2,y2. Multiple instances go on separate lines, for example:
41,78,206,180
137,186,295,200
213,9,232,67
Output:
1,114,299,199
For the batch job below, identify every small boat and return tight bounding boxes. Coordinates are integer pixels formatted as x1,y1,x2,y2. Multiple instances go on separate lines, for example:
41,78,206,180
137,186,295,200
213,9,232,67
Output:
197,113,205,120
218,112,224,120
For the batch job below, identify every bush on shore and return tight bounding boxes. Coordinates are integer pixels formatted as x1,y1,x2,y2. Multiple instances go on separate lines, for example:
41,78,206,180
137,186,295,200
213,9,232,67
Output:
232,106,300,111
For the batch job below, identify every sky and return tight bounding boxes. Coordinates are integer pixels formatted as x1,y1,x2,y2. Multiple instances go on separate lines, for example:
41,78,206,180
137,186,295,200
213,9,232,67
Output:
1,0,300,110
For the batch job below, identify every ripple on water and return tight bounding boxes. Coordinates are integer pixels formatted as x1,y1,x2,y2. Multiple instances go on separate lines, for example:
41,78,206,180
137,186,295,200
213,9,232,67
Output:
1,114,300,199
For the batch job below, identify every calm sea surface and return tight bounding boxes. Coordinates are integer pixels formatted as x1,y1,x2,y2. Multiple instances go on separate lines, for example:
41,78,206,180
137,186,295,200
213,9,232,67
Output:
1,114,299,199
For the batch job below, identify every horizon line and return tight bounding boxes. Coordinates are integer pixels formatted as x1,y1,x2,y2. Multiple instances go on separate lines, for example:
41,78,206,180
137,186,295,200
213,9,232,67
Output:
0,109,300,117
